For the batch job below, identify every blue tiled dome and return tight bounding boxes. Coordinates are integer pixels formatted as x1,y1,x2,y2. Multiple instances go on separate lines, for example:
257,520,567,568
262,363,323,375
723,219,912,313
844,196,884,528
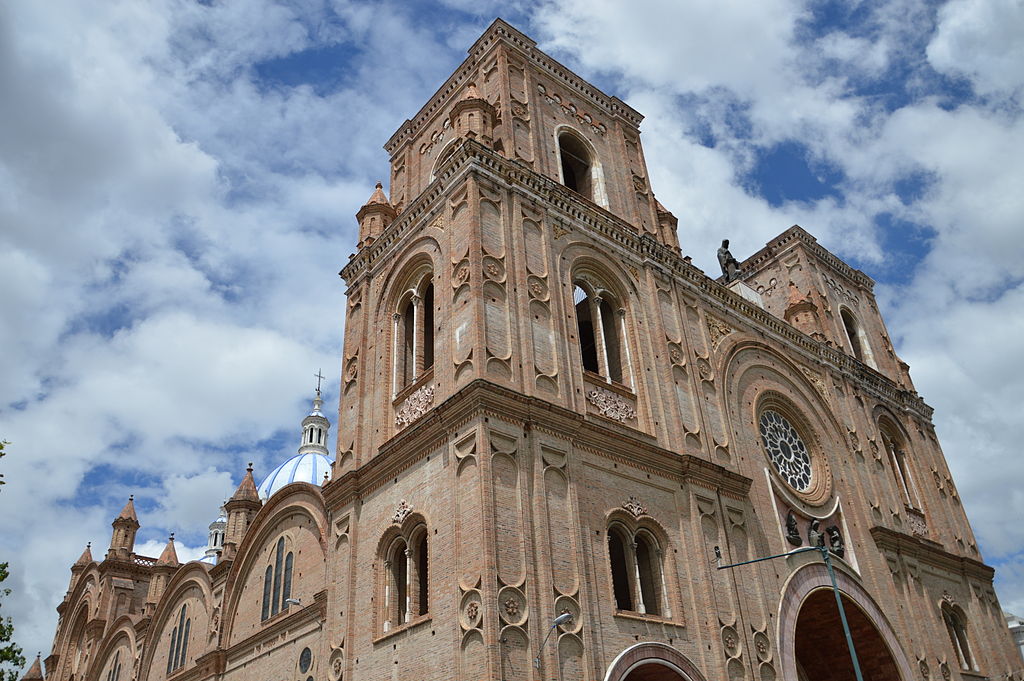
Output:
257,452,334,500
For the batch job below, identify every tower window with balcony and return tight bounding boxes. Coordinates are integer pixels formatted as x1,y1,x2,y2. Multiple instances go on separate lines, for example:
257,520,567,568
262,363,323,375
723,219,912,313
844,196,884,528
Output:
573,280,629,387
880,420,919,509
394,273,436,394
558,131,593,198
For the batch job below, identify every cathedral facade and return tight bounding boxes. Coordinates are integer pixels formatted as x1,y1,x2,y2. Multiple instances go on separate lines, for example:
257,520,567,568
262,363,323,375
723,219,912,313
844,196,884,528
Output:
36,19,1022,681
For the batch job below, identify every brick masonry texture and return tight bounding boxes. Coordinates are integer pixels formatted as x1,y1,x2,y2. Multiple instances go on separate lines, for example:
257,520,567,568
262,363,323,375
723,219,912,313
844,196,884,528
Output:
39,18,1022,681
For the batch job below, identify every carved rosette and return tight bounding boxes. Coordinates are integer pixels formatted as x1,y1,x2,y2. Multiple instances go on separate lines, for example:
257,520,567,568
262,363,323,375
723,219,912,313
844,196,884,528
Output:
586,388,636,423
395,385,435,428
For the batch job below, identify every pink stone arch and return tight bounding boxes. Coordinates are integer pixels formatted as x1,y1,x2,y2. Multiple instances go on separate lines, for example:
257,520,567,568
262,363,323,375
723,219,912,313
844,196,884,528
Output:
777,562,914,681
603,642,708,681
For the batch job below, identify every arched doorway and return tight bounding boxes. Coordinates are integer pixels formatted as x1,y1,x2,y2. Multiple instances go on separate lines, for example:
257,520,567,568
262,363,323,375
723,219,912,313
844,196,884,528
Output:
779,563,913,681
795,589,900,681
604,642,707,681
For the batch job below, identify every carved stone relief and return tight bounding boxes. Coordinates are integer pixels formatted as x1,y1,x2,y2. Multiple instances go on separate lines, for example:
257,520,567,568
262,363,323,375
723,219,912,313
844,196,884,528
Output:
622,496,647,518
706,316,734,347
392,500,413,525
586,388,636,423
395,385,435,428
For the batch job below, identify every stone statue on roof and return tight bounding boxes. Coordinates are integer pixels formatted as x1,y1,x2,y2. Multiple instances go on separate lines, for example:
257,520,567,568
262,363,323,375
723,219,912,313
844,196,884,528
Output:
718,239,741,282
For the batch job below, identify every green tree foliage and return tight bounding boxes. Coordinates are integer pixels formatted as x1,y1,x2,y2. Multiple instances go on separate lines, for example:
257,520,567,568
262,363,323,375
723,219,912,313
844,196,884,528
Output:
0,441,27,681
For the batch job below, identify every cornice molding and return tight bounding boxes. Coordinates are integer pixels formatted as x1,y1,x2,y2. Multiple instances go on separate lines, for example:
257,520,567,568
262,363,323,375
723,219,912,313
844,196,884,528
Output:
384,19,641,155
869,526,995,581
324,380,751,509
737,225,875,291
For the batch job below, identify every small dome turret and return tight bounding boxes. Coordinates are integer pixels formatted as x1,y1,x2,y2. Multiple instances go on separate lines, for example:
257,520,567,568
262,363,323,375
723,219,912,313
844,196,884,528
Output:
258,378,334,500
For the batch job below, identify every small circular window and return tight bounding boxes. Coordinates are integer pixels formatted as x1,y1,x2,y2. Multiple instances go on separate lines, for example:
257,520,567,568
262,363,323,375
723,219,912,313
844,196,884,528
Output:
759,410,812,491
299,647,312,673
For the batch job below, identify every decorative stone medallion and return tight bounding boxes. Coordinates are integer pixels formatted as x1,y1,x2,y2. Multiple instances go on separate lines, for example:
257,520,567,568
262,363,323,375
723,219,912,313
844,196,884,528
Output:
759,410,812,492
395,385,435,428
587,388,636,423
497,586,527,626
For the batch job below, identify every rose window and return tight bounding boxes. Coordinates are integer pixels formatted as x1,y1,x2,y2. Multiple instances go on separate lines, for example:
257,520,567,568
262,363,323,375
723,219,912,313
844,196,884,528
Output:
759,410,812,491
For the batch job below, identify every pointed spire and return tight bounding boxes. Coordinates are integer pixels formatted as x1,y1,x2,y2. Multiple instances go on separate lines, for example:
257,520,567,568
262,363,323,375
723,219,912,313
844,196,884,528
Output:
356,182,397,247
21,653,43,680
229,463,261,504
366,182,389,206
156,534,179,567
115,495,138,522
74,543,93,567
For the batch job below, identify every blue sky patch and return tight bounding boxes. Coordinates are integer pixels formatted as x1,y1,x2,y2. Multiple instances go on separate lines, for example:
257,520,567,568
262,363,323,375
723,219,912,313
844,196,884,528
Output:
745,140,844,207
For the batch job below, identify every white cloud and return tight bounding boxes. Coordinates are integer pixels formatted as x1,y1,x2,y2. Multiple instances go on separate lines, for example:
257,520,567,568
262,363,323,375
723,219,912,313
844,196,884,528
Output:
928,0,1024,98
1,0,1022,666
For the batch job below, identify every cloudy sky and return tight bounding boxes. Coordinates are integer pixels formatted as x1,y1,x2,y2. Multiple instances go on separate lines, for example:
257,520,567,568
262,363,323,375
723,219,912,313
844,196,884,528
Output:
1,0,1022,666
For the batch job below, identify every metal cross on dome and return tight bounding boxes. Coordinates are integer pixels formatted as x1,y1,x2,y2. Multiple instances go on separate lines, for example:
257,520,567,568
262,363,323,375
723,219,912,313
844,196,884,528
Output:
314,369,325,395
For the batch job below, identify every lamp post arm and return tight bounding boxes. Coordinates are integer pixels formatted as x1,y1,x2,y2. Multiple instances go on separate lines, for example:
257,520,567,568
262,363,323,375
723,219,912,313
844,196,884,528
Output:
713,544,864,681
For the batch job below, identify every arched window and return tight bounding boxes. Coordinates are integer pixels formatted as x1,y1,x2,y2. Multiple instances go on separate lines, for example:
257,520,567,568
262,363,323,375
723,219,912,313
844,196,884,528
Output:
416,532,429,616
261,566,272,620
386,539,409,630
558,131,593,199
608,527,633,611
607,522,669,617
394,273,436,394
880,422,918,509
261,537,296,621
167,605,190,673
635,532,663,616
272,538,283,617
840,308,876,368
573,281,629,386
106,651,122,681
381,522,430,633
942,603,976,671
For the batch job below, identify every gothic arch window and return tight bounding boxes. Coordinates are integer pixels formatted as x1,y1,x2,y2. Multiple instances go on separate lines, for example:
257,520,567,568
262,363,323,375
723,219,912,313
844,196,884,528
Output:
166,604,191,674
556,128,606,206
880,418,919,509
607,520,669,618
573,278,631,388
260,536,295,621
105,650,122,681
379,521,430,633
393,270,436,394
941,602,976,671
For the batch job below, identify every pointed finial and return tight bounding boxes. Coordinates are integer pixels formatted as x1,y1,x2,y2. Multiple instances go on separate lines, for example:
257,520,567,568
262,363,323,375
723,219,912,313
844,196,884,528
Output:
247,462,253,472
314,368,325,396
323,471,329,483
86,542,91,548
129,494,134,501
169,533,175,542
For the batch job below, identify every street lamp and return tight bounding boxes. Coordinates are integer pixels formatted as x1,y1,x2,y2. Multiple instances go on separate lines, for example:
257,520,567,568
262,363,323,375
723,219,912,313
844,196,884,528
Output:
535,612,574,671
713,543,864,681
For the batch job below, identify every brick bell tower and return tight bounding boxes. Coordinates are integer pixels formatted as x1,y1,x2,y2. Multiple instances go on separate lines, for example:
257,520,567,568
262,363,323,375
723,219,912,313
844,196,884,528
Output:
326,19,688,681
324,18,1019,681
